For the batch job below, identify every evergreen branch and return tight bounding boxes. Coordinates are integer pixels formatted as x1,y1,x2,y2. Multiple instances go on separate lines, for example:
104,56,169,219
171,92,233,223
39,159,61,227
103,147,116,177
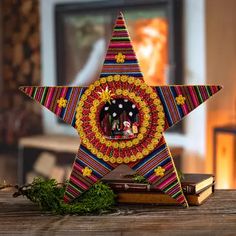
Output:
0,184,18,190
0,178,116,215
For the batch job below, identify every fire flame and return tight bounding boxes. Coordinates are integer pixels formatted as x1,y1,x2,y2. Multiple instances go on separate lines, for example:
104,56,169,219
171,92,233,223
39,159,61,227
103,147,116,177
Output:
131,18,168,86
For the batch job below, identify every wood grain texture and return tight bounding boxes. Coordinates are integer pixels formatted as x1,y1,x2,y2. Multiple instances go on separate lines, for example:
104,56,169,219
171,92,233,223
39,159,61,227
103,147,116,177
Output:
0,190,236,235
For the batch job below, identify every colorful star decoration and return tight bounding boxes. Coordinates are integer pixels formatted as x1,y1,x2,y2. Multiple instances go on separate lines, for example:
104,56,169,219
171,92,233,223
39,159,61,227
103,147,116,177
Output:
20,12,222,208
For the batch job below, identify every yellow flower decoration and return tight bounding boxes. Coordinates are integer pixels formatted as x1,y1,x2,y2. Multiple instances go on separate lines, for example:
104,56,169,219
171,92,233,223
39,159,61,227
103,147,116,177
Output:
151,139,159,145
142,148,149,156
85,89,91,96
134,79,142,86
137,133,143,140
91,148,97,155
119,142,126,148
115,52,125,63
80,94,87,102
94,80,100,87
150,92,157,99
57,97,67,108
100,77,106,84
75,120,82,127
90,106,97,113
131,155,137,162
107,75,113,82
154,98,161,105
156,126,164,132
121,75,128,82
89,114,96,120
98,86,115,104
176,95,186,105
93,99,100,106
97,152,103,159
82,166,92,177
95,133,102,139
126,141,133,147
103,156,110,162
146,87,153,94
109,157,116,164
159,112,165,118
117,157,123,164
124,157,130,163
136,153,143,160
127,77,134,84
129,92,136,99
89,84,95,91
116,89,123,95
122,90,129,96
141,83,148,90
154,166,165,177
147,144,154,151
132,138,139,145
112,142,119,148
114,74,121,81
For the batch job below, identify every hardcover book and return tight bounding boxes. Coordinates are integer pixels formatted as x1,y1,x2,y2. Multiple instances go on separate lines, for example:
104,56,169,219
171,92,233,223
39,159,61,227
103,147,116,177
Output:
116,185,214,206
103,169,214,195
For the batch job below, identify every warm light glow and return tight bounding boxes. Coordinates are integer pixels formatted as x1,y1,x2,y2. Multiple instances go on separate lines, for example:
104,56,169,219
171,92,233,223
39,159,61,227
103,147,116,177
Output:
216,134,235,189
131,18,168,86
206,110,235,190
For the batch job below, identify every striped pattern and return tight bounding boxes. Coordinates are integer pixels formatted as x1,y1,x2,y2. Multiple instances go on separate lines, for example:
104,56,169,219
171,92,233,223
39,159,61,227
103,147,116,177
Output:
100,12,143,79
129,136,188,206
64,145,118,203
19,12,223,208
20,86,85,128
155,85,222,130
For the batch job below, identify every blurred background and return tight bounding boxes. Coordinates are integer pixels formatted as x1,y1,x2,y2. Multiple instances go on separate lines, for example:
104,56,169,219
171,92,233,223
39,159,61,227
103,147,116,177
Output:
0,0,235,189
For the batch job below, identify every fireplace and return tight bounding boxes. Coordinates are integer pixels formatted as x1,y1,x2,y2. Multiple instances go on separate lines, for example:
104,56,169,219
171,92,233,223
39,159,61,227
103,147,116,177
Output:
54,0,183,132
55,0,183,84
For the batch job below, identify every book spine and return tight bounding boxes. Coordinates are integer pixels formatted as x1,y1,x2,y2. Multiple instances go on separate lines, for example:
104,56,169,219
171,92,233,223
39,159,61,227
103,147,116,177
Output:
108,183,196,194
108,183,154,192
181,185,196,194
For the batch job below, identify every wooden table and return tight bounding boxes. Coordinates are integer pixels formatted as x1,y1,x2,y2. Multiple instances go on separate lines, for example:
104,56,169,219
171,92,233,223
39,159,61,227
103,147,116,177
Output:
0,190,236,235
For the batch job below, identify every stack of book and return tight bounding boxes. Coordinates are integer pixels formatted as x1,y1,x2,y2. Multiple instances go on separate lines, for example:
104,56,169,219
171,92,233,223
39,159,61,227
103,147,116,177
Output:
103,171,214,206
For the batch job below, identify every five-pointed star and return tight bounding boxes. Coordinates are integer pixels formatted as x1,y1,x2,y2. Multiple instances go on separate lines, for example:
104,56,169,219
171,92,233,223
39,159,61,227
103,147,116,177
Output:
20,12,222,207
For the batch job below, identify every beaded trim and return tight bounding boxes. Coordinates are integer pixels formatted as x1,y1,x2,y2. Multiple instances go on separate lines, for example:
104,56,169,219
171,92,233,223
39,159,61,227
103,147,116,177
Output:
75,75,165,164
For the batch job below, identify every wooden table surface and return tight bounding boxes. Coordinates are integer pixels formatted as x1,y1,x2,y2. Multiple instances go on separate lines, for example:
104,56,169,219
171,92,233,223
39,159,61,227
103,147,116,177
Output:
0,190,236,236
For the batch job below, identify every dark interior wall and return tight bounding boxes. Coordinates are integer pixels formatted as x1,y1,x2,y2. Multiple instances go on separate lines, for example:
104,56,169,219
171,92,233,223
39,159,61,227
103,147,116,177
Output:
1,0,41,91
0,0,42,145
0,4,2,95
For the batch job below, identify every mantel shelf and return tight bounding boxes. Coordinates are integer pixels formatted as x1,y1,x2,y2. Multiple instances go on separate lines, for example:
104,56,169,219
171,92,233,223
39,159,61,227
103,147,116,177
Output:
19,135,80,154
18,134,183,156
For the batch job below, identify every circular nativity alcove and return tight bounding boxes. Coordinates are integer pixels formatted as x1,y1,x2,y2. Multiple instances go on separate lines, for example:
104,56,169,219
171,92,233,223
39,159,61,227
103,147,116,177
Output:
99,98,140,140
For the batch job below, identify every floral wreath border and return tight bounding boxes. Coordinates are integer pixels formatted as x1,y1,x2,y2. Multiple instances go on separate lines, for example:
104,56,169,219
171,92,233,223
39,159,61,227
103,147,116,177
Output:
75,75,165,164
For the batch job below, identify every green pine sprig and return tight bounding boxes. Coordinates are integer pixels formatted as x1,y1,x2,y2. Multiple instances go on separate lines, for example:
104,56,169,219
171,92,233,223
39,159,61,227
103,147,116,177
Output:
1,178,116,215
